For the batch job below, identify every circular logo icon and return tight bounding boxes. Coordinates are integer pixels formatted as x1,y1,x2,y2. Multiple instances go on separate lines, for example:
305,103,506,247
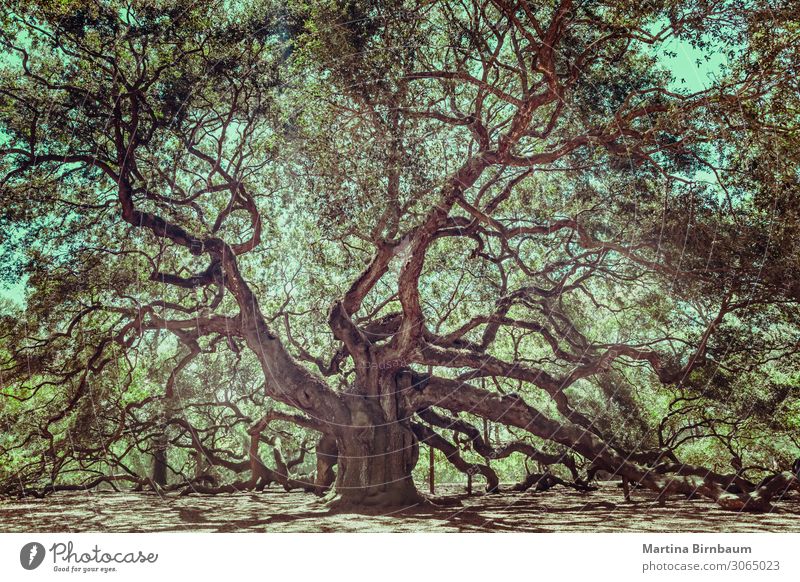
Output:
20,542,46,570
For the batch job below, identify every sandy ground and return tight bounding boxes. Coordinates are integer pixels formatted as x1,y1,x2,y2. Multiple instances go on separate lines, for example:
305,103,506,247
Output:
1,483,799,533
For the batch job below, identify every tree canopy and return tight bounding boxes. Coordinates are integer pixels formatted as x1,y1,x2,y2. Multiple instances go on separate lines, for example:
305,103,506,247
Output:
1,0,799,511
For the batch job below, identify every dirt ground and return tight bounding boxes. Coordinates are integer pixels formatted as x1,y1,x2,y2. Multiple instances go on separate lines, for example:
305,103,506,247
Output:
2,483,799,533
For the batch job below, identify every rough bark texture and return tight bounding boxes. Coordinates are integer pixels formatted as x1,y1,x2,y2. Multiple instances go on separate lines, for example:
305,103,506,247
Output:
329,373,424,508
152,433,169,488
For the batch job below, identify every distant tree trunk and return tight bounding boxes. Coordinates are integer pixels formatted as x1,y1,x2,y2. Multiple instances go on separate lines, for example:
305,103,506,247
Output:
428,441,435,494
152,431,168,487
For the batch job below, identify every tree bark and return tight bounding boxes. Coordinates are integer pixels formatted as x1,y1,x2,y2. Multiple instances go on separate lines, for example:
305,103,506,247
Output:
328,370,424,508
152,432,168,487
413,376,800,511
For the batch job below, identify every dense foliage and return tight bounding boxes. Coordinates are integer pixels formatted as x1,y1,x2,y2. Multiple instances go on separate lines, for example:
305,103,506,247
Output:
0,0,798,511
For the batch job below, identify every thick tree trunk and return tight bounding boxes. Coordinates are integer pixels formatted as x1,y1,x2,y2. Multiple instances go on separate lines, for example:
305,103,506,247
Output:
332,422,421,507
328,370,424,509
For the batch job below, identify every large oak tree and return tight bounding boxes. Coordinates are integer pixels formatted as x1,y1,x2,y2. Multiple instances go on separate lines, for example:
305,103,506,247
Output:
1,0,799,511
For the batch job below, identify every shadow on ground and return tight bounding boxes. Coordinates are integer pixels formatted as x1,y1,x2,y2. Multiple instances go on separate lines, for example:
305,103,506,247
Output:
2,483,799,533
